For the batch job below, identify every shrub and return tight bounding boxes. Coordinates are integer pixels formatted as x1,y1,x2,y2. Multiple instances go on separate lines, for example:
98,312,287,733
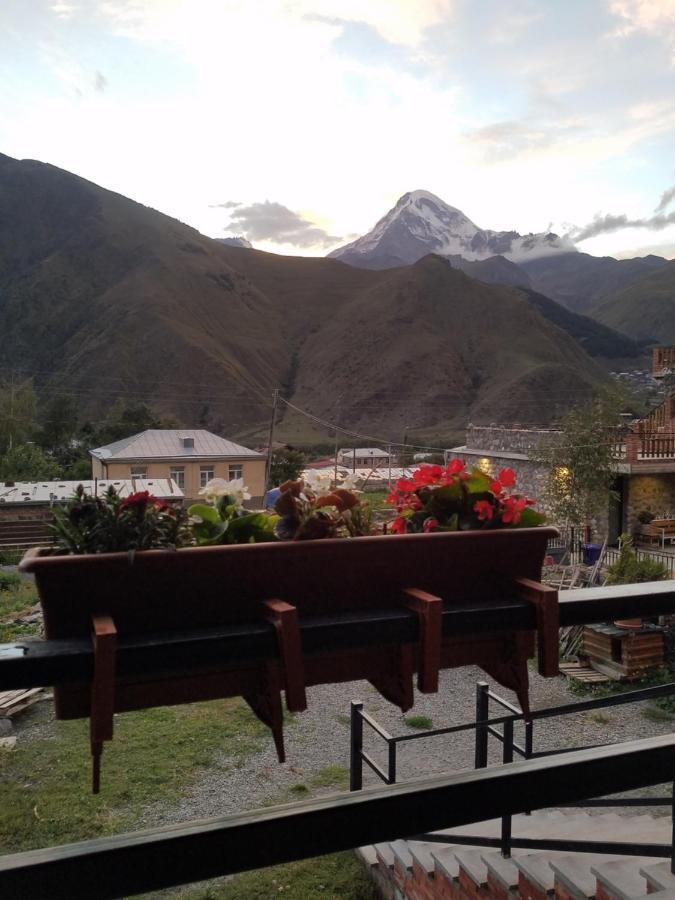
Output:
605,534,670,585
0,570,21,591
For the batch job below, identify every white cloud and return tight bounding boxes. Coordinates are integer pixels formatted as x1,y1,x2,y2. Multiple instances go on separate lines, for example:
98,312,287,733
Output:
50,3,78,17
610,0,675,62
98,0,454,47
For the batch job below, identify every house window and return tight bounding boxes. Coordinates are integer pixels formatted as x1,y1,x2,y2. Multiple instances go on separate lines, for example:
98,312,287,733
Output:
130,466,147,479
170,467,185,489
200,467,214,488
228,465,243,481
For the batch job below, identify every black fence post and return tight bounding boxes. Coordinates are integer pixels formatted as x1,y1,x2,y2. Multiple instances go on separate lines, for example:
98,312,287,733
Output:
501,718,514,856
350,701,363,791
475,681,489,769
671,781,675,875
388,740,397,785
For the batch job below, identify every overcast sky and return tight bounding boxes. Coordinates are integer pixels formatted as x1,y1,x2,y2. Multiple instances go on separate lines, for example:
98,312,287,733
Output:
2,0,675,259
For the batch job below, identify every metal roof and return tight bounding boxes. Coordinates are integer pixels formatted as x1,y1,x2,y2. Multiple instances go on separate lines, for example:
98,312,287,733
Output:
90,429,264,462
339,448,389,458
0,479,183,505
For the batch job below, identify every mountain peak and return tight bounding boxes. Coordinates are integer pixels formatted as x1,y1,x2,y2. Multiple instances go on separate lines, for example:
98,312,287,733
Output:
328,191,576,269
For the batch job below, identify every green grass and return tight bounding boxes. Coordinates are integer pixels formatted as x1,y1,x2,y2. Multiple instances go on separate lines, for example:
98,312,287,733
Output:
0,574,40,641
588,711,611,725
403,715,433,730
643,704,674,722
309,765,349,790
0,548,26,566
172,851,378,899
0,574,38,620
0,699,268,853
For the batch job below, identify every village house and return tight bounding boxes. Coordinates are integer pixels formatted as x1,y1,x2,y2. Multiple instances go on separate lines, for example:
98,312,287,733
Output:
89,429,266,503
451,349,675,545
338,447,391,468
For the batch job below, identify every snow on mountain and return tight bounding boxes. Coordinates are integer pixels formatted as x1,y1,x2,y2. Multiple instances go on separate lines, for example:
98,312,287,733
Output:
328,190,576,268
215,236,253,249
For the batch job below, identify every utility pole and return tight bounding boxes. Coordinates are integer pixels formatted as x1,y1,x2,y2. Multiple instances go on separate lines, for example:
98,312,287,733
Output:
388,444,392,488
265,389,279,491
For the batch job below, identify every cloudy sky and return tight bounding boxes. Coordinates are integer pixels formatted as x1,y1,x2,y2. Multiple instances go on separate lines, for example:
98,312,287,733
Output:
2,0,675,258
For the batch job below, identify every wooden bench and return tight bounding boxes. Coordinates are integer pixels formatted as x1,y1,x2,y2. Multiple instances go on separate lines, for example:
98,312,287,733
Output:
637,521,675,548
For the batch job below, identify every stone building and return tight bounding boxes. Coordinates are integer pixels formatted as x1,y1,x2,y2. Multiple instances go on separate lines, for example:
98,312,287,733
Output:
450,421,675,544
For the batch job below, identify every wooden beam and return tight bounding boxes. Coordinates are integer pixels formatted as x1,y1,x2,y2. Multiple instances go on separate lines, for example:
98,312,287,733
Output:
3,581,675,693
1,734,674,899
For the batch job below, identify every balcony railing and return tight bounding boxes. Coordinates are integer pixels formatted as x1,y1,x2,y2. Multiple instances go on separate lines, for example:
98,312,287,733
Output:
3,581,675,897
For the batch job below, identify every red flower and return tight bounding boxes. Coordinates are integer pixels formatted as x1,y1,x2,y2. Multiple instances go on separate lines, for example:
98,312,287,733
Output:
474,500,494,521
120,491,153,511
423,517,439,533
490,480,504,496
498,468,516,488
396,478,416,494
390,516,408,534
501,497,527,525
446,459,465,475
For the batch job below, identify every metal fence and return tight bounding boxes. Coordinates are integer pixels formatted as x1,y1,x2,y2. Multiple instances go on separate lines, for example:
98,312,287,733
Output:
350,679,675,863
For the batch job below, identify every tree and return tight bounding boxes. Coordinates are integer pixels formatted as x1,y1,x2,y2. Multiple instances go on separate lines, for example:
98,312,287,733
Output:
37,394,79,452
531,396,622,537
270,448,306,485
0,444,63,481
93,400,178,446
0,379,38,453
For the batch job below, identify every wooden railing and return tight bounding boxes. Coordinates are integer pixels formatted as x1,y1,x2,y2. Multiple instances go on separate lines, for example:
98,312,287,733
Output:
638,431,675,459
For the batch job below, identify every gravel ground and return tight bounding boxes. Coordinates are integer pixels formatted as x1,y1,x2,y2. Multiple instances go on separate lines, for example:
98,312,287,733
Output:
137,665,675,828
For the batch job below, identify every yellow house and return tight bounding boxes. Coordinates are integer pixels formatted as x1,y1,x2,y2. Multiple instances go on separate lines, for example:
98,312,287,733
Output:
90,429,266,504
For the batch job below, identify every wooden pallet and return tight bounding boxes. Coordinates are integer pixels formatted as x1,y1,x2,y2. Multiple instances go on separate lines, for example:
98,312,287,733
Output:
559,662,610,684
0,687,45,718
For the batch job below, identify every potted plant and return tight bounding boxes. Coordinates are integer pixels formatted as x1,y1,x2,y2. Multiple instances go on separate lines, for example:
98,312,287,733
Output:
19,463,557,790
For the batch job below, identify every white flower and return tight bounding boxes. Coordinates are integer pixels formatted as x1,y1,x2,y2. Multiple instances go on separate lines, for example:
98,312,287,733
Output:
199,477,251,508
302,470,333,494
337,473,363,492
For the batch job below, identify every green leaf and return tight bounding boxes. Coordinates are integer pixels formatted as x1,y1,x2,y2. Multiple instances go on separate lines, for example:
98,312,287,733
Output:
464,471,493,494
515,507,546,528
187,503,220,524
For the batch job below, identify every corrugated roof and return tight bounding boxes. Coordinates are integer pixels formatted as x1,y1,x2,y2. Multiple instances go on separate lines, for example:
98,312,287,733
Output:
0,479,184,505
90,429,263,461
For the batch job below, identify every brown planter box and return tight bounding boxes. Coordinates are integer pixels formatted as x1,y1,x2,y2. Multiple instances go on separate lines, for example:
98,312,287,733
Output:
20,526,559,790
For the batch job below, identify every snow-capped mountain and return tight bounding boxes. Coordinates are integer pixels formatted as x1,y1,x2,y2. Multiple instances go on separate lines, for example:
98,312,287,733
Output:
215,236,253,249
328,190,576,269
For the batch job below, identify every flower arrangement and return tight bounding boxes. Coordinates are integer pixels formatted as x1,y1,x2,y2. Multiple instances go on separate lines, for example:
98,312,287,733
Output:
48,462,544,555
273,475,373,540
51,485,188,555
385,460,545,534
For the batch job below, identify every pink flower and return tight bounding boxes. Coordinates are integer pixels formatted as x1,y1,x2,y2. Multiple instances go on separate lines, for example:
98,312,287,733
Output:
423,517,439,533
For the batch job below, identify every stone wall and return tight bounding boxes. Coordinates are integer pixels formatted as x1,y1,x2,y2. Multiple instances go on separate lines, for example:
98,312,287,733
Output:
453,449,609,540
624,474,675,534
465,425,561,454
